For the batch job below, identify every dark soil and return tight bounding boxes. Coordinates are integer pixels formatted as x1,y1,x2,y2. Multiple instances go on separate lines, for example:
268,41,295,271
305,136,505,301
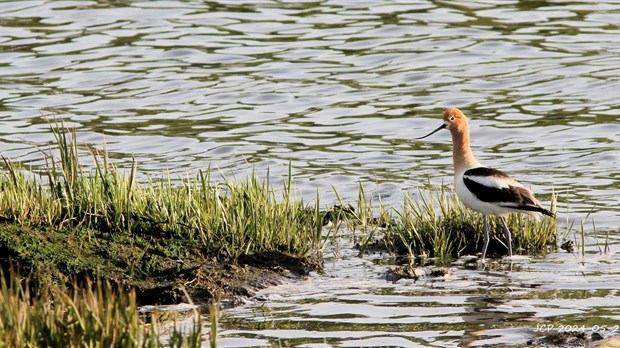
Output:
0,222,320,307
528,331,607,347
385,265,449,282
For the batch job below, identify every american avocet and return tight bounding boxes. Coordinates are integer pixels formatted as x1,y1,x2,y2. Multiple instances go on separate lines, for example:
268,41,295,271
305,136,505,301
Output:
417,107,554,261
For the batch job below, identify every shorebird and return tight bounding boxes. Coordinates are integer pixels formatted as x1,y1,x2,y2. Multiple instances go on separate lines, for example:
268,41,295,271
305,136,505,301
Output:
417,107,554,261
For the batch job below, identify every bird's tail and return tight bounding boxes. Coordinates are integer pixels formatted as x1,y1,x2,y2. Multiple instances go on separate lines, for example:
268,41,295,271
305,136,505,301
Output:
507,204,555,220
539,206,555,218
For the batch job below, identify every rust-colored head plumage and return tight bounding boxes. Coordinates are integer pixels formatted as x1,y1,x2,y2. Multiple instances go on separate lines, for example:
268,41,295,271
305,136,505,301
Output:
416,107,470,140
415,106,480,179
442,107,468,133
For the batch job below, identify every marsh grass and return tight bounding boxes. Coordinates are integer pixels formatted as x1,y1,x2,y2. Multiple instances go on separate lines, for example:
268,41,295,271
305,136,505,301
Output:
364,187,558,261
0,125,325,346
0,126,322,262
0,125,561,266
569,209,612,257
0,270,202,348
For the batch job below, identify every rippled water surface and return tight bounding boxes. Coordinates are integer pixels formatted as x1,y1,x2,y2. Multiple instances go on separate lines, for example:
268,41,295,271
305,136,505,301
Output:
216,235,620,347
1,0,619,346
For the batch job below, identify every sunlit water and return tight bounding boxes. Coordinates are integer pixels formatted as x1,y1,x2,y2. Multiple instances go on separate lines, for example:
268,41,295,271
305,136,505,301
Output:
1,1,619,346
153,229,620,346
214,234,620,347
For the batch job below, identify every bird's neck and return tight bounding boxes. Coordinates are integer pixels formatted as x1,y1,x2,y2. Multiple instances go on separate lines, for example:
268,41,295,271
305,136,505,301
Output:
452,128,480,175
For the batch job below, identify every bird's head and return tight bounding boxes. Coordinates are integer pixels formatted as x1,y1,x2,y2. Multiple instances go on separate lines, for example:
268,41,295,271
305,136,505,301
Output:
416,107,468,139
442,107,468,132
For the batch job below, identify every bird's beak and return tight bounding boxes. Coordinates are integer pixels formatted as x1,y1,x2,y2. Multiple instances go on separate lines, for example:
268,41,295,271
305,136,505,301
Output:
415,123,446,140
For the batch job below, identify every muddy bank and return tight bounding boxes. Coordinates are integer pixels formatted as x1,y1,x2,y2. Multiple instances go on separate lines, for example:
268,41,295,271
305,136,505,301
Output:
0,222,320,307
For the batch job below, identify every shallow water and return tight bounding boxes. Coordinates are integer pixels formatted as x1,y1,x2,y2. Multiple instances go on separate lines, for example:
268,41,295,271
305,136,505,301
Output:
215,233,620,347
1,1,620,346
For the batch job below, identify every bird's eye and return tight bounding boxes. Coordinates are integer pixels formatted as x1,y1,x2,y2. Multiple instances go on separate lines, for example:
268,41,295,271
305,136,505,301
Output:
449,116,455,121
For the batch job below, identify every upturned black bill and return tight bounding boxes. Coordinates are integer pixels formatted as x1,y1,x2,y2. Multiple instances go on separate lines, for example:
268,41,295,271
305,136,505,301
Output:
415,123,446,139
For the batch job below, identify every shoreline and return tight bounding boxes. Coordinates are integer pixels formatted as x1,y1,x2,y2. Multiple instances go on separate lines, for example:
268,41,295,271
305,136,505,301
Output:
0,221,320,308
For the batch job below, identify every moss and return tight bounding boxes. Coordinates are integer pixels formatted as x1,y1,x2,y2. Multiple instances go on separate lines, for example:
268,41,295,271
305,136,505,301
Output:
0,222,318,306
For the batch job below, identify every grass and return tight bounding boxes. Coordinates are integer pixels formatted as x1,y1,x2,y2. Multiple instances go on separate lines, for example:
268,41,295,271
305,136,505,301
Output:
0,125,325,346
0,270,204,348
0,126,323,264
358,187,559,262
0,125,560,268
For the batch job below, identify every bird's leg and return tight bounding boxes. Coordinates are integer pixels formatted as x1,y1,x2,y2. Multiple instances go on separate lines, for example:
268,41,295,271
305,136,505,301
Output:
481,215,489,261
500,216,513,257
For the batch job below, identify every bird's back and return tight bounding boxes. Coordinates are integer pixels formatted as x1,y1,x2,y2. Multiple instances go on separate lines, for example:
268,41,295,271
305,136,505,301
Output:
456,166,554,218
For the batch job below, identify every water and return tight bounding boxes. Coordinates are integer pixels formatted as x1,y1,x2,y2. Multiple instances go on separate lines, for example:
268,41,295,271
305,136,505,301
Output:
1,1,619,346
214,234,620,347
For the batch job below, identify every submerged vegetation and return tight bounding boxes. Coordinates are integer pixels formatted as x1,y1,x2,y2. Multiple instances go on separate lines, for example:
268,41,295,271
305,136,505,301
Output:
0,126,561,345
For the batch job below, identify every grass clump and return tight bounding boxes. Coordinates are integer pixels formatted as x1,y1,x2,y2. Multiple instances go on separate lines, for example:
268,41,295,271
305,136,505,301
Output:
364,188,558,262
0,270,203,348
0,125,322,306
0,126,322,263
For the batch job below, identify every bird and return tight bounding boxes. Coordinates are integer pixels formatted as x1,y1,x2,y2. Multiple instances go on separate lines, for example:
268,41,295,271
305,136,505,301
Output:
416,107,554,261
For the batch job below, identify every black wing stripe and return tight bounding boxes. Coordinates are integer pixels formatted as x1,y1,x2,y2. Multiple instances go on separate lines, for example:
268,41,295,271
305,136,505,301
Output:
464,167,512,179
463,176,555,217
463,176,522,204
